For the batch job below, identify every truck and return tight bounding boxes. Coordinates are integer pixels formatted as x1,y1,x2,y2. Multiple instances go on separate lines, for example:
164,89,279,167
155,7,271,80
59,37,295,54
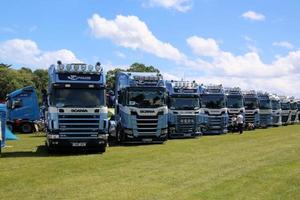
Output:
200,84,228,134
257,92,273,127
242,90,260,129
289,97,298,124
225,87,245,131
0,104,7,155
45,61,108,152
6,86,40,133
296,99,300,123
165,80,204,138
113,72,168,143
279,96,291,125
270,94,282,126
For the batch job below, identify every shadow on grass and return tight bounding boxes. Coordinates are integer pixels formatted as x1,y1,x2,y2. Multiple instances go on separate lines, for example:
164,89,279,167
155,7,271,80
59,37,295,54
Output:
2,145,104,158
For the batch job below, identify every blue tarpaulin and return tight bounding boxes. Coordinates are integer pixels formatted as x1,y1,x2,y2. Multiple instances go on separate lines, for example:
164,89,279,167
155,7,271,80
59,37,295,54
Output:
5,127,18,140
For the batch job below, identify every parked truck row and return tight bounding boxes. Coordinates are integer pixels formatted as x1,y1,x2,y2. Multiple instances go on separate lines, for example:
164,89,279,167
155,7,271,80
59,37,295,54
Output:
1,61,300,154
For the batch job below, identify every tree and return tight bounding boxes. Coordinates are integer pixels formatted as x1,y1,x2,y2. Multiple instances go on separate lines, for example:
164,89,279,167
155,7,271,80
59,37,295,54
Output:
32,69,48,103
106,63,160,90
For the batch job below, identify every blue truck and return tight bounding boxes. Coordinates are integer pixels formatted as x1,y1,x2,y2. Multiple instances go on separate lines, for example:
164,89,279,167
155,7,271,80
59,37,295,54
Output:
279,96,291,125
0,104,7,155
225,87,245,131
200,84,228,134
270,94,282,126
257,92,273,127
45,61,108,152
165,80,204,138
6,86,40,133
242,90,260,129
112,72,168,143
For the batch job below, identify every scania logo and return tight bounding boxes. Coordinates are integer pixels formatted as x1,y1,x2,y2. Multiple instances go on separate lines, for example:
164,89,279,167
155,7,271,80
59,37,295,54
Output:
67,75,91,81
71,109,88,112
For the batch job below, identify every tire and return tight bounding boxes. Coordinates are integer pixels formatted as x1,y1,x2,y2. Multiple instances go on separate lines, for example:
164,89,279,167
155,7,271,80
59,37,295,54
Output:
99,144,106,153
21,123,33,133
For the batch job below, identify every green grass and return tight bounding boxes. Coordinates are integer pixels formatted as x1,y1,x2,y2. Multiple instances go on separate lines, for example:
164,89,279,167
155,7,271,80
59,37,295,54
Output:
1,125,300,200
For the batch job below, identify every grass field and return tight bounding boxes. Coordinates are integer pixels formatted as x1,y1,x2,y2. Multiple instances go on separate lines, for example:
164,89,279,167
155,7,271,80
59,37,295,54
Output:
1,125,300,200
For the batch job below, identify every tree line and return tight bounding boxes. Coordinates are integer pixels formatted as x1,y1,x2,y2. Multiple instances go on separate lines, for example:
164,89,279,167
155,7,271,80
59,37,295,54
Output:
0,63,159,103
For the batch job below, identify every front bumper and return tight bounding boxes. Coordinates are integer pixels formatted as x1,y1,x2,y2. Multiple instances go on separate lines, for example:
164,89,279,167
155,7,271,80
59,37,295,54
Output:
47,138,107,149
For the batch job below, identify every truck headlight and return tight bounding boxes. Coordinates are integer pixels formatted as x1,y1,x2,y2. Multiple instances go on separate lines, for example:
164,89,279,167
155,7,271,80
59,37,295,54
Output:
98,134,108,140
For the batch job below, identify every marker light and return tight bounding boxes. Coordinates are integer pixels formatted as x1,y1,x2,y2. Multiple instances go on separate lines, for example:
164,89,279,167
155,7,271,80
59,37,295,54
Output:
58,64,65,71
81,64,87,72
74,64,79,72
66,64,71,71
88,65,94,72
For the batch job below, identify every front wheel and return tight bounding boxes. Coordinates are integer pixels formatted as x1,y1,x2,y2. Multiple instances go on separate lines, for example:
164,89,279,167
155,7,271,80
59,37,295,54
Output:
21,123,33,133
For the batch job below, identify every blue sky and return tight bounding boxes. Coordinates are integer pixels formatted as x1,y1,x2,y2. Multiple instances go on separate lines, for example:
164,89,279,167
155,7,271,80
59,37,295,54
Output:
1,0,300,96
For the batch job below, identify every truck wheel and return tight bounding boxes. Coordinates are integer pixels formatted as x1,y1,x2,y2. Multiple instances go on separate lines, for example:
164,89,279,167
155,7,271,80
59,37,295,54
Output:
99,144,106,153
21,123,33,133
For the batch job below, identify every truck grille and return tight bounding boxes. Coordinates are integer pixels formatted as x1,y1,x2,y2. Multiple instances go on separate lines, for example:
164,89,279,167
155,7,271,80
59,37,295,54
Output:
176,116,196,133
58,114,100,138
136,115,158,136
281,115,289,123
291,115,296,122
260,114,271,126
208,116,224,129
245,113,255,124
272,116,280,124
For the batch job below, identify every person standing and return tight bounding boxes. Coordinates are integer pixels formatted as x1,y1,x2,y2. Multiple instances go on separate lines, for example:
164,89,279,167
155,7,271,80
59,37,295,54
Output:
237,112,244,134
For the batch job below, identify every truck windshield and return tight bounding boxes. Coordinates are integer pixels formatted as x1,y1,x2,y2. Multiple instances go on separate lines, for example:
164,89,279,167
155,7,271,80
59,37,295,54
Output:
281,102,290,110
227,96,244,108
297,103,300,110
259,100,271,109
127,89,165,108
50,88,105,107
201,94,225,109
244,98,258,109
169,97,200,110
290,103,297,110
271,100,281,110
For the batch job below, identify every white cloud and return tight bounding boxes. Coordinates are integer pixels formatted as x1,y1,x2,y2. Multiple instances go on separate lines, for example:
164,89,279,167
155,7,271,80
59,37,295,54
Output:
0,39,80,68
147,0,193,12
88,14,185,62
0,27,17,34
242,11,265,21
115,51,126,59
187,36,220,57
272,41,294,49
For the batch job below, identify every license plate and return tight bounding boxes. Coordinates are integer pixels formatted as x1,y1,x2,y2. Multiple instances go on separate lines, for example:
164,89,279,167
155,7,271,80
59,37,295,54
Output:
184,133,192,137
72,142,86,147
142,138,152,142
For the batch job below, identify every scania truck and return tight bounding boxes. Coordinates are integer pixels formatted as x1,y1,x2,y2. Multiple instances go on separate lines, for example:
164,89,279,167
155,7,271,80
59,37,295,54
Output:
257,92,273,127
6,86,40,133
113,72,168,143
225,87,245,131
289,97,298,124
270,94,282,126
243,90,260,128
200,84,228,134
45,61,108,152
165,80,204,138
280,96,291,125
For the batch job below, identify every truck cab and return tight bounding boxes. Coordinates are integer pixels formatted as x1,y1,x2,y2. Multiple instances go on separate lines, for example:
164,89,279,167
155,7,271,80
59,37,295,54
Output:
200,85,228,134
242,90,260,128
225,87,245,131
113,72,168,143
0,104,7,155
270,94,282,126
45,61,108,152
165,80,204,138
289,97,298,124
257,92,273,128
280,96,291,125
6,86,40,133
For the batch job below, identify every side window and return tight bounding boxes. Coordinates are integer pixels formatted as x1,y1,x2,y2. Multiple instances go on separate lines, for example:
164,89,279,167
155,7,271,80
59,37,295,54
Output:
12,99,23,109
